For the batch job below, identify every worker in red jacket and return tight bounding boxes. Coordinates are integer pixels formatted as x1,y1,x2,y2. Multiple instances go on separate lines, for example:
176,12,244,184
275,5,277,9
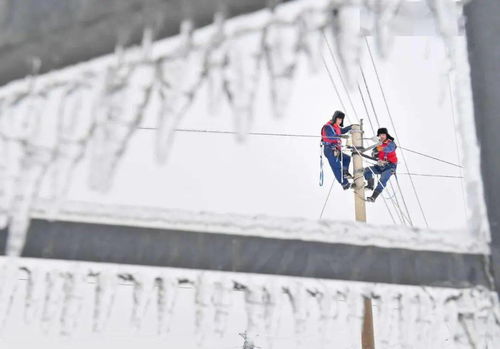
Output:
364,128,398,202
321,110,353,190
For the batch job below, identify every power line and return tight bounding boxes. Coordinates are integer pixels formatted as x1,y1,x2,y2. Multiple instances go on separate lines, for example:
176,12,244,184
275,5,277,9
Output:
320,50,350,122
398,147,463,169
139,127,464,169
356,81,402,225
365,37,429,228
398,173,464,179
138,127,319,138
357,84,375,134
358,61,413,225
322,30,360,123
321,33,406,225
319,180,335,219
359,66,382,127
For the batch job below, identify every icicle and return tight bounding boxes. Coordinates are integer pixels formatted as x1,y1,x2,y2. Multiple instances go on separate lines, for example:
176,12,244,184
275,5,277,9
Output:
156,275,178,334
327,287,350,346
483,291,500,348
222,24,266,140
262,282,283,346
179,19,195,57
331,2,362,89
457,289,481,349
88,58,157,192
7,88,58,256
131,272,156,331
314,284,338,348
155,22,204,164
195,273,215,345
442,292,473,349
24,266,46,325
211,278,233,337
284,282,308,347
244,283,267,348
92,270,119,332
263,10,301,118
418,289,437,349
406,292,423,349
59,267,87,336
204,12,227,114
142,27,155,62
374,290,400,348
372,0,402,59
398,292,420,349
0,259,20,329
487,293,500,347
40,269,65,334
426,0,458,72
1,89,49,256
296,8,328,73
49,77,99,218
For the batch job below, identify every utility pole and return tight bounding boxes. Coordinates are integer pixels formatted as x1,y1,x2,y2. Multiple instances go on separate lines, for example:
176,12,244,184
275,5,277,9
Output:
351,121,375,349
351,122,367,222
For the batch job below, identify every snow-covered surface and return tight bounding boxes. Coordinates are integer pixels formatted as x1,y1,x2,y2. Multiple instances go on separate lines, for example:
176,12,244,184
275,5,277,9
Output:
0,0,491,259
0,257,499,349
426,0,491,245
31,200,488,254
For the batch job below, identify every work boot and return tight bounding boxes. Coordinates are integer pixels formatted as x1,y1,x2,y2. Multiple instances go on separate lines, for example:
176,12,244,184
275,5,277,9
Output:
342,182,351,190
366,178,375,191
343,170,353,180
366,190,381,202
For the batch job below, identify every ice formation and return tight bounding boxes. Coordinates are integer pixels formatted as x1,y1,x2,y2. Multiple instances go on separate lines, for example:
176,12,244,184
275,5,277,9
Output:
30,200,489,254
0,0,491,321
0,257,498,348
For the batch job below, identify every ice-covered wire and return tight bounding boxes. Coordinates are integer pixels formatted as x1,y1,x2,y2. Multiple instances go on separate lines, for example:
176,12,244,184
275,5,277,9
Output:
358,62,414,225
320,53,349,122
398,173,463,179
359,66,382,128
365,37,428,228
321,30,360,123
140,127,465,171
398,146,463,169
319,180,335,220
358,83,375,133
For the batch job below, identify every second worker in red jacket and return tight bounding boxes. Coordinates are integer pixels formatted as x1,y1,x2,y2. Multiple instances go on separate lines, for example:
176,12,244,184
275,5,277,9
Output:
364,128,398,202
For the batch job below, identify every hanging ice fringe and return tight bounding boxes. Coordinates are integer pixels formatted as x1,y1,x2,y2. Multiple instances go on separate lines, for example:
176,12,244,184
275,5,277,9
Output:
0,258,498,345
330,1,363,90
155,20,206,163
222,18,265,140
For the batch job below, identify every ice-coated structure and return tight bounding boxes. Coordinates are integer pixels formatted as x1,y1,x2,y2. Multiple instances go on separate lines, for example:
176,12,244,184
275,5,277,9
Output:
0,0,489,257
0,0,496,347
0,257,499,348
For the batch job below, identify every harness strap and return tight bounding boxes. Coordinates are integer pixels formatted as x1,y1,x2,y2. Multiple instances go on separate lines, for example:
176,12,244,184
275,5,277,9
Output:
319,142,324,186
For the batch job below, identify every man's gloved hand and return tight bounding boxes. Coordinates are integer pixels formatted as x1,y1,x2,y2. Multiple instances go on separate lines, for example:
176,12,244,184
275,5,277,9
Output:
377,160,388,167
333,149,340,158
